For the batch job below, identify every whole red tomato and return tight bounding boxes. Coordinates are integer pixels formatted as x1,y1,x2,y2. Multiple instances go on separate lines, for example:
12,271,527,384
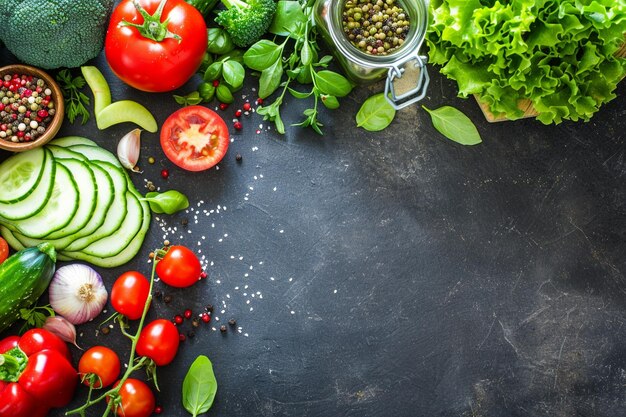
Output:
78,346,121,388
136,319,179,366
156,245,202,287
0,237,8,264
105,0,207,92
111,271,151,320
108,379,155,417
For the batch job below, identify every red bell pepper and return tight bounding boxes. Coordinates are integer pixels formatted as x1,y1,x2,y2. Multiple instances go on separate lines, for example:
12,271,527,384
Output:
0,329,77,417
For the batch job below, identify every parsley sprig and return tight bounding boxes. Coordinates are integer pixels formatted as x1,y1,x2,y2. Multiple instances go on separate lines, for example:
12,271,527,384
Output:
56,69,91,125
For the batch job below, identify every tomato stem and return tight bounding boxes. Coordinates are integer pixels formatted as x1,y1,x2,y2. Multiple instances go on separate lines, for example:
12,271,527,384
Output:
122,0,182,43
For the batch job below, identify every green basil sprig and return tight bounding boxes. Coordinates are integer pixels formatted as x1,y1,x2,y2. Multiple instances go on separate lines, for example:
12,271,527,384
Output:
423,106,482,145
356,93,396,131
182,355,218,417
141,190,190,215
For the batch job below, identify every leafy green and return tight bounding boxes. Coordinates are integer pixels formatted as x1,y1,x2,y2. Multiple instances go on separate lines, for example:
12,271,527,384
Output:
269,0,307,37
207,27,234,55
19,304,55,333
222,60,245,89
142,190,189,215
243,40,283,71
427,0,626,124
182,355,218,417
56,70,90,125
356,93,396,131
174,92,203,106
423,106,482,146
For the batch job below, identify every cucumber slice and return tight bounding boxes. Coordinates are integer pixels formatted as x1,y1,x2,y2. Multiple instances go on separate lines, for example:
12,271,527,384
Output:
13,163,79,239
63,191,143,258
61,189,151,268
67,144,122,168
47,145,88,161
63,162,128,252
0,226,26,251
0,147,46,203
44,159,97,239
0,149,56,220
81,66,112,118
49,136,98,148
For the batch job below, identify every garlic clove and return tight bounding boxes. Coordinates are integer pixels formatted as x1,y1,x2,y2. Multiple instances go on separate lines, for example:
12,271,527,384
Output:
117,128,142,173
43,316,82,350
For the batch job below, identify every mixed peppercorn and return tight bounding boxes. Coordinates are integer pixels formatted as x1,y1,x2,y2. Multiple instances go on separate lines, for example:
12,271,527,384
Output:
0,73,55,142
342,0,411,56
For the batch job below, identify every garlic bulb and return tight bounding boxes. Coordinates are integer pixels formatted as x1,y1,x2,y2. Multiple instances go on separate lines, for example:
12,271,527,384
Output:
49,264,108,325
117,128,142,172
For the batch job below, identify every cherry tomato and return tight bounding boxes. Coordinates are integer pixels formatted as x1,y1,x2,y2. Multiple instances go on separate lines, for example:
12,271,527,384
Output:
156,245,202,288
111,271,150,320
108,379,155,417
0,237,8,264
18,328,71,361
105,0,207,92
136,319,179,366
160,106,229,171
78,346,121,388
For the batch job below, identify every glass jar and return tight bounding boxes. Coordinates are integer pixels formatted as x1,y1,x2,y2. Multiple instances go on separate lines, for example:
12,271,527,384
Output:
314,0,430,109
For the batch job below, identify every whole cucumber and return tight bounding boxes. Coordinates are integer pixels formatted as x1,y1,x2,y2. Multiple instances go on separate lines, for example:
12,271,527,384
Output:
0,242,56,333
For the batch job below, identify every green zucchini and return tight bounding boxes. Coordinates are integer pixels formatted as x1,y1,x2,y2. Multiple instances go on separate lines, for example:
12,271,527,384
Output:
0,243,57,333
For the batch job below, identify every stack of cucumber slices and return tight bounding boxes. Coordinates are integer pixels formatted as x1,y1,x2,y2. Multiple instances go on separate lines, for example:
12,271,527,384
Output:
0,136,151,268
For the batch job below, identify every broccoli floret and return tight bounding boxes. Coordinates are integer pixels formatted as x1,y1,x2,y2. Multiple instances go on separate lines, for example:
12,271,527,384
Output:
0,0,114,69
214,0,277,48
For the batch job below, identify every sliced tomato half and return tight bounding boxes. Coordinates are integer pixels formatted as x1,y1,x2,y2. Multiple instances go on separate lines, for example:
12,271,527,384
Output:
160,106,229,172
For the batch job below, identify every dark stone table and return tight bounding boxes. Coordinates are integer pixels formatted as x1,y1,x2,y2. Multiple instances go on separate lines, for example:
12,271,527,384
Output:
1,47,625,417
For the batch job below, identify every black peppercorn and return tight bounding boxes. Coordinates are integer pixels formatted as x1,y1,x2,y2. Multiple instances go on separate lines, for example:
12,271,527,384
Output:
192,317,200,328
206,304,214,313
228,319,237,326
100,326,110,335
235,153,242,162
187,330,195,339
164,294,172,304
220,325,227,333
154,290,162,300
181,218,188,226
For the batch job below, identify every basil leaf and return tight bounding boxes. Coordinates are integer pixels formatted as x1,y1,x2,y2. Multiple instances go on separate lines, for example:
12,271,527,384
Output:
218,49,245,64
422,106,482,146
296,66,313,84
216,84,234,103
301,41,312,66
288,87,312,99
259,58,283,99
317,55,333,66
321,94,340,109
243,40,282,71
207,28,234,55
198,82,215,102
313,71,353,97
142,190,189,215
269,1,307,37
356,93,396,131
204,62,223,82
222,60,245,89
182,355,217,417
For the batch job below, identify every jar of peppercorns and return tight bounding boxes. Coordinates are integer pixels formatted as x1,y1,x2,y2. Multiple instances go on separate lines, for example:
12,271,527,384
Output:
314,0,429,109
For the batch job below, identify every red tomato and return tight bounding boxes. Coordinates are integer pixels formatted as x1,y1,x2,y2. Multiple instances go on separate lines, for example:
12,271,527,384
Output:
160,106,229,171
136,319,179,366
108,379,155,417
18,328,71,361
105,0,207,92
78,346,121,388
111,271,151,320
0,237,8,264
156,245,202,288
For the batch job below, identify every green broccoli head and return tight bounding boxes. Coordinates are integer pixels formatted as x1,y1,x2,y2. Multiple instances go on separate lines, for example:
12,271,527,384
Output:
0,0,114,69
215,0,277,48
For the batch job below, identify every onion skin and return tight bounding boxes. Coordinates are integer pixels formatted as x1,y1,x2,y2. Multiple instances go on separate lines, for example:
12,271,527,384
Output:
49,264,108,325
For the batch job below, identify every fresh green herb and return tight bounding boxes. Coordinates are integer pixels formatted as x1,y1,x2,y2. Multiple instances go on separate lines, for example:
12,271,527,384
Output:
422,106,482,146
427,0,626,124
182,355,218,417
19,304,55,334
56,69,91,125
174,91,203,107
141,190,190,214
245,0,353,135
185,0,220,17
207,27,235,55
222,60,245,89
356,93,396,131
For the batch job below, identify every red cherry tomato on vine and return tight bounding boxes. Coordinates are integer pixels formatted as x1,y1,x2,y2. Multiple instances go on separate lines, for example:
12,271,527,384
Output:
78,346,121,388
0,237,8,264
160,106,230,172
111,271,150,320
136,319,179,366
156,245,202,288
108,379,155,417
105,0,207,92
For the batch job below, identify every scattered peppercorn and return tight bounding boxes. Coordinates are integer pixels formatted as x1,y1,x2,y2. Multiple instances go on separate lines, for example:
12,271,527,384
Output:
220,325,227,333
154,406,163,414
201,313,211,323
148,252,155,259
228,318,237,326
192,317,200,328
160,169,169,179
100,326,110,335
163,239,170,247
242,102,251,112
164,294,172,304
153,290,162,300
146,181,156,192
181,218,189,226
200,271,207,279
342,0,410,55
184,309,192,319
179,333,186,342
187,330,195,339
256,98,263,105
212,80,220,87
174,315,184,325
148,157,155,164
206,304,214,313
235,153,242,162
219,103,229,111
235,109,242,117
234,121,243,131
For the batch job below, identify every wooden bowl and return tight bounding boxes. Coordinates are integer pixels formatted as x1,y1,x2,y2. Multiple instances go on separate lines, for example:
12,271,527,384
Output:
0,64,64,152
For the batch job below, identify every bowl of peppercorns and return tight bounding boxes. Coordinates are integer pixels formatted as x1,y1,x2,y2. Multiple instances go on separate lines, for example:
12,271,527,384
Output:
0,64,64,152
